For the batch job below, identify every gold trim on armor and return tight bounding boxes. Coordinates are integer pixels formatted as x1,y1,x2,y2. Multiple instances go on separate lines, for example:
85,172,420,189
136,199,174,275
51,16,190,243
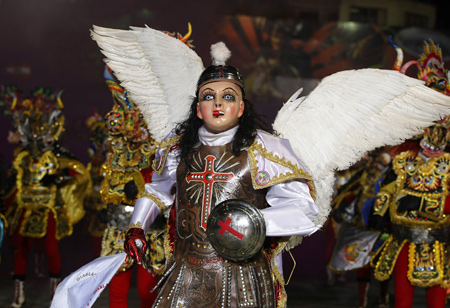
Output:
152,136,180,174
247,141,316,200
265,239,288,308
277,286,287,308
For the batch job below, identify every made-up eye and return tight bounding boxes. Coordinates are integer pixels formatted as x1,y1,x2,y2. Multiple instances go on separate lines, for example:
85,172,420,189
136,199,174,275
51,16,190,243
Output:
223,94,235,101
204,94,214,101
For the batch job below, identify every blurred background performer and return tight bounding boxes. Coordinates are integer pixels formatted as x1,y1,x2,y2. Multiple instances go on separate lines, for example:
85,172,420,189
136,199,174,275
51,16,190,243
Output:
84,110,108,257
0,86,91,308
99,67,165,308
370,39,450,308
329,148,392,308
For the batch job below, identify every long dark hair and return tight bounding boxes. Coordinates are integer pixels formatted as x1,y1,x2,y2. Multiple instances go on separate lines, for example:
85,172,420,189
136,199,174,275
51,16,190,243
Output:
175,94,272,166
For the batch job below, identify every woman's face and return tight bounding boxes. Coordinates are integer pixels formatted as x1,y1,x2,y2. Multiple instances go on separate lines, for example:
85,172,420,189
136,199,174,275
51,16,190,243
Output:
197,81,244,134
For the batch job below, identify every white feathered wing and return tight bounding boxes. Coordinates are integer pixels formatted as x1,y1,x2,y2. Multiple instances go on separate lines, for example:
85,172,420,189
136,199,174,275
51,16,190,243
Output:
91,25,204,143
91,26,450,249
273,68,450,228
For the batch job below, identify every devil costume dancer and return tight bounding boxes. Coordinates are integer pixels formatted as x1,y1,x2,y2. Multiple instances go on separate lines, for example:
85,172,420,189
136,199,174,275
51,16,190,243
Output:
51,25,450,308
370,40,450,308
98,67,166,308
0,87,91,308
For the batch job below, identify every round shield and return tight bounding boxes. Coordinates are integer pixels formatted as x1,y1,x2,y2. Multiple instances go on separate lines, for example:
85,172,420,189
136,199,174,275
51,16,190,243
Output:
207,199,266,261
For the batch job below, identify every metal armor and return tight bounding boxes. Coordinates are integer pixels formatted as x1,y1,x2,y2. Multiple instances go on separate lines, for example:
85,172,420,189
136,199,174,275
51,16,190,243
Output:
154,142,276,308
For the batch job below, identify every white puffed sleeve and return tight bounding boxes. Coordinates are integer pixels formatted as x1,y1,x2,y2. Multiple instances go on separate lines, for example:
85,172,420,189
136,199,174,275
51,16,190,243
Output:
261,179,320,237
129,148,178,231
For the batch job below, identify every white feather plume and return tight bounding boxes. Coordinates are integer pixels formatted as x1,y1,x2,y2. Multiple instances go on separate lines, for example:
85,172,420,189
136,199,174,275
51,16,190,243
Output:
90,25,204,143
210,42,231,66
273,68,450,227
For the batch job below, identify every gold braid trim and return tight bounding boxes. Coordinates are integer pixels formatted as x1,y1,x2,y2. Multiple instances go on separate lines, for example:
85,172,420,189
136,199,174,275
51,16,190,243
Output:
12,151,29,208
407,241,444,288
248,141,316,200
277,285,287,308
126,221,143,232
163,225,174,265
266,239,288,308
141,191,167,213
373,236,407,281
269,239,288,287
389,151,450,228
152,135,181,175
260,249,287,308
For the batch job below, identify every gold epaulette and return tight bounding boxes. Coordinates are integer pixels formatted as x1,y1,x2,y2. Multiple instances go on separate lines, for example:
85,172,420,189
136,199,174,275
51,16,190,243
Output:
247,141,316,200
152,135,181,175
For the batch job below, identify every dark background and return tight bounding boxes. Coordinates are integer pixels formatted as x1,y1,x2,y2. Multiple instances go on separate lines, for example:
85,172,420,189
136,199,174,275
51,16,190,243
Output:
1,0,450,164
1,0,450,290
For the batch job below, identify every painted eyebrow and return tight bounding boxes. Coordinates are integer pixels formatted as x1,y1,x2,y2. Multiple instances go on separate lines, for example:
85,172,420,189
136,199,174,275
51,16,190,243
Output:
200,87,239,96
200,88,214,95
222,87,239,95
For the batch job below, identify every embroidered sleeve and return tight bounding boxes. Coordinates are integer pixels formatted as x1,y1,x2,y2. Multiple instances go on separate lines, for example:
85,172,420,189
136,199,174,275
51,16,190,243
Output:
247,132,316,200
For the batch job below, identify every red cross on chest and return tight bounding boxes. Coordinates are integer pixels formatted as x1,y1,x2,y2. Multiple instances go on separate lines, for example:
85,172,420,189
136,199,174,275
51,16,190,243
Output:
186,155,234,230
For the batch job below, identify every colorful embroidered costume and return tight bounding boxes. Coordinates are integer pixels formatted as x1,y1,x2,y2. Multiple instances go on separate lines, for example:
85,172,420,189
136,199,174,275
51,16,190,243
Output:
99,67,165,308
371,39,450,308
1,87,91,308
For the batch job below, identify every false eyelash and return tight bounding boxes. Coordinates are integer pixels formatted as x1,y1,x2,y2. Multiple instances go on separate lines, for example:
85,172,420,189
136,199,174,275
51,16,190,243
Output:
200,90,215,101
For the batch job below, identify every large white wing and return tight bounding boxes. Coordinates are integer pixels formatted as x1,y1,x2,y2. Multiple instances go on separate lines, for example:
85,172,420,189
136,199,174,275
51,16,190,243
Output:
91,25,204,142
273,68,450,226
